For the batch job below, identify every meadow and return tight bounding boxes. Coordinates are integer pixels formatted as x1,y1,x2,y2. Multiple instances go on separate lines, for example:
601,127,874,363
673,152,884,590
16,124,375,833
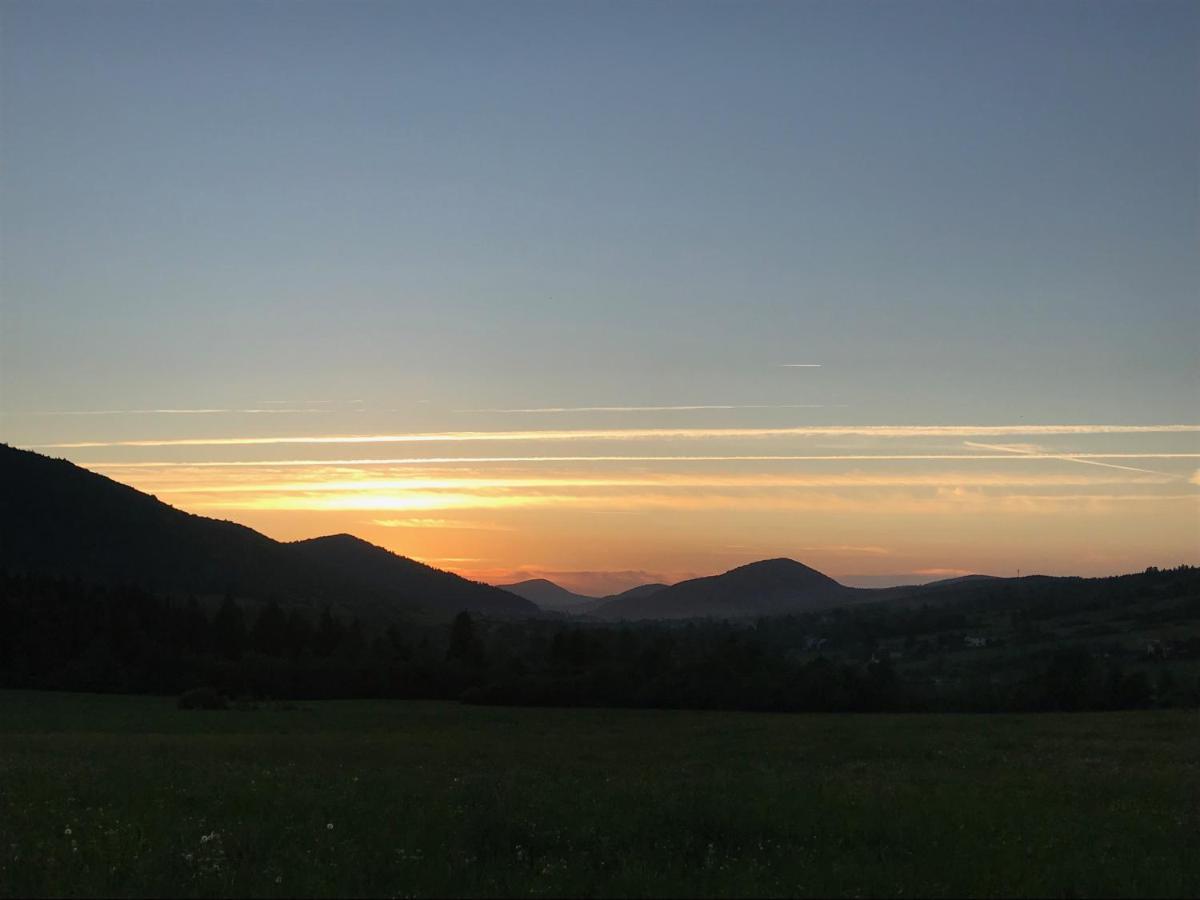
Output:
0,690,1196,898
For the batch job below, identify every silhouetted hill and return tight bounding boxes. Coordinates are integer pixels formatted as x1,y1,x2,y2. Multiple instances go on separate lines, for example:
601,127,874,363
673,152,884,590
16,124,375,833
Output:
595,558,849,620
287,534,535,618
603,582,669,603
500,578,671,614
0,444,536,621
498,578,596,611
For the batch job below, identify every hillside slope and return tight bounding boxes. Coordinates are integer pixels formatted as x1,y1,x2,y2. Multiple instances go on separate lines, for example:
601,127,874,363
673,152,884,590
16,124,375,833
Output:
0,444,536,621
498,578,596,611
500,578,671,614
594,558,849,620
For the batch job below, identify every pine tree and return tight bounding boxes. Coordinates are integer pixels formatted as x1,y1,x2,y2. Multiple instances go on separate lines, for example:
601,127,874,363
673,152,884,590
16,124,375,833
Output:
211,592,246,661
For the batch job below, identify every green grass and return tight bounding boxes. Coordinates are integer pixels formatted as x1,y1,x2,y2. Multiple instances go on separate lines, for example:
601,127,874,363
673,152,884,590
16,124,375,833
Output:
1,691,1196,898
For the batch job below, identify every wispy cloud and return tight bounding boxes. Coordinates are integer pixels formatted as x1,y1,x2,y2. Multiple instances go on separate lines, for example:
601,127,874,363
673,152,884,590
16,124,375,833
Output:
797,545,894,556
81,452,1200,469
38,423,1200,449
29,408,332,416
256,399,365,406
963,441,1177,477
454,404,839,413
139,472,1175,496
372,517,511,531
190,489,1200,514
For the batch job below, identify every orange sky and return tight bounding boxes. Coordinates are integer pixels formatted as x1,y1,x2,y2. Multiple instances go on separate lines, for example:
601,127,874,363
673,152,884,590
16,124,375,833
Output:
4,1,1198,595
23,421,1199,595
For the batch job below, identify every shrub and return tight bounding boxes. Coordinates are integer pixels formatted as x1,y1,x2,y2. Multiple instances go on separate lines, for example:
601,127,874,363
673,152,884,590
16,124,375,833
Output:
177,686,228,710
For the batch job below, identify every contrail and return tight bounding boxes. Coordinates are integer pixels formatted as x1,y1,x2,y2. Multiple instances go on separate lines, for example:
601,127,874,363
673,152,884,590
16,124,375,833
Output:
36,423,1200,449
962,441,1175,477
454,404,838,413
29,408,331,416
80,452,1200,469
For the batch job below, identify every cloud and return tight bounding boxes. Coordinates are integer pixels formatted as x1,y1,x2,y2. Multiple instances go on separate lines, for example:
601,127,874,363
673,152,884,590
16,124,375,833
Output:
30,408,333,416
38,423,1200,449
371,517,510,531
83,451,1200,469
796,545,894,556
963,441,1176,477
141,471,1173,495
184,487,1200,515
455,404,838,413
258,399,363,405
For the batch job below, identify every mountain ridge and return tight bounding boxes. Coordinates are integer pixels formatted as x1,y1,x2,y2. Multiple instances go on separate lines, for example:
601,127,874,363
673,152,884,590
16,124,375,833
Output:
593,557,850,620
499,578,672,614
0,444,536,621
8,444,1174,626
497,578,596,611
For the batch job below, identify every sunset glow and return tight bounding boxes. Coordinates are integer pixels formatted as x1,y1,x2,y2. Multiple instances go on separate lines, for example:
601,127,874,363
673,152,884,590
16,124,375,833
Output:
3,0,1196,597
15,422,1188,594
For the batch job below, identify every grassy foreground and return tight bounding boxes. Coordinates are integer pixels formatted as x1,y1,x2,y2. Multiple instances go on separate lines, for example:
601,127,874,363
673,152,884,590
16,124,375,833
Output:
0,691,1196,898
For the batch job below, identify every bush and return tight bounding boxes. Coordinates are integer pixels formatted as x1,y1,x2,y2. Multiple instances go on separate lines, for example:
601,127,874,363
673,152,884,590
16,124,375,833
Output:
177,686,228,710
459,685,486,705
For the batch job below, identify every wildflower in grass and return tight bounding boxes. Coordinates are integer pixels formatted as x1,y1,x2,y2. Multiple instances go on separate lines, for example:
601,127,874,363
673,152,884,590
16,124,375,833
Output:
326,822,334,831
63,826,72,836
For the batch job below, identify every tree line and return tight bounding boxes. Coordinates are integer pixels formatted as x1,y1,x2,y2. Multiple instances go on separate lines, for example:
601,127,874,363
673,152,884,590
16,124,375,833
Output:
1,571,1196,713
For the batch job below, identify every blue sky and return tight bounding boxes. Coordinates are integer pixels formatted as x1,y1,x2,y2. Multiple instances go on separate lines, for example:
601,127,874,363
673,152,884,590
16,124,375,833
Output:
2,1,1197,590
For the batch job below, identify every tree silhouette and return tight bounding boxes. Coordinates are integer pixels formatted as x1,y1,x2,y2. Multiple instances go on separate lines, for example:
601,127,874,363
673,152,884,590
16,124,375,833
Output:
251,601,288,657
447,611,485,667
211,592,246,661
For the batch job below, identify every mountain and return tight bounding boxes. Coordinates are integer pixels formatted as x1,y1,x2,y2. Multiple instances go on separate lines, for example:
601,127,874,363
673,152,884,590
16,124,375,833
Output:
0,444,536,621
593,558,849,620
498,578,596,611
285,534,535,618
603,582,669,603
499,578,671,614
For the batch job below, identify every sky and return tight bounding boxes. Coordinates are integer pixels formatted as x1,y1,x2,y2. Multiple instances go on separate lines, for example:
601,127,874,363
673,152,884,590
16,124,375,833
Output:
2,0,1197,595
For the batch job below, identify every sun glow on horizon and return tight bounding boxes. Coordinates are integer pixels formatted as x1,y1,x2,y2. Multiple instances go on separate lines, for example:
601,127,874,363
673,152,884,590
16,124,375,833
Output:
15,418,1194,594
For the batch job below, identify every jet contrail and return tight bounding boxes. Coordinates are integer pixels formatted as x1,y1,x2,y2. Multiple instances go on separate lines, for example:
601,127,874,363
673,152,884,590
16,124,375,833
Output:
36,423,1200,449
79,452,1200,469
454,404,838,413
962,441,1176,478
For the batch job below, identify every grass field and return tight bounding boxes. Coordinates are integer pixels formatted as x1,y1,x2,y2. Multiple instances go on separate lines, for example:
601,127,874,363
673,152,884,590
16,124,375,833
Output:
0,691,1196,898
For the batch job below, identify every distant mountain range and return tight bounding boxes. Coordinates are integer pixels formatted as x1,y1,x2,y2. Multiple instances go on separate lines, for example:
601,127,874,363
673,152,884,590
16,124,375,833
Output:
590,558,850,620
496,578,601,611
501,568,1020,619
10,444,1172,627
502,561,860,620
497,578,673,614
0,444,536,622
